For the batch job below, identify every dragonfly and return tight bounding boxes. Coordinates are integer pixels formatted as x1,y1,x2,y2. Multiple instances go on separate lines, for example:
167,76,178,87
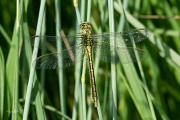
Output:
31,22,151,107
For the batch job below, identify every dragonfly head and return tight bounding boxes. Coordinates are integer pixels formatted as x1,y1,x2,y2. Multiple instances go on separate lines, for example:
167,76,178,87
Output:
80,22,93,36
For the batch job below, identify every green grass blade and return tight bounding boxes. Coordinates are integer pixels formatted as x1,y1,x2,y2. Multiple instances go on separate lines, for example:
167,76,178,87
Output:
0,47,5,120
55,0,67,119
114,1,180,119
79,0,86,119
31,80,46,120
81,57,87,120
0,25,11,46
72,67,81,120
22,8,46,120
87,0,92,21
108,0,117,119
40,7,46,106
114,1,155,119
74,0,82,24
5,0,23,119
122,1,156,119
80,0,86,22
2,0,180,119
43,105,72,120
22,0,46,119
72,0,82,119
114,1,180,68
6,23,19,120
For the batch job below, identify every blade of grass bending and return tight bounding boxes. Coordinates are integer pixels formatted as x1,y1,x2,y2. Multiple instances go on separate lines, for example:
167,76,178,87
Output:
137,53,157,119
5,0,23,119
114,1,180,67
162,1,180,52
138,74,170,120
23,0,46,120
55,0,67,119
31,80,46,120
115,4,180,118
115,1,180,102
43,105,72,120
108,0,117,119
72,0,82,119
0,25,11,46
0,47,5,120
116,1,154,119
22,4,46,120
35,6,48,120
119,0,155,119
137,50,157,120
21,5,47,120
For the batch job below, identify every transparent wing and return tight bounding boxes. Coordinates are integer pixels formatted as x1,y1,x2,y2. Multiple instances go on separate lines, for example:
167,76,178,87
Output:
93,28,151,46
31,28,150,68
32,44,85,69
116,47,147,64
31,34,82,52
31,34,85,69
93,42,147,64
92,28,150,63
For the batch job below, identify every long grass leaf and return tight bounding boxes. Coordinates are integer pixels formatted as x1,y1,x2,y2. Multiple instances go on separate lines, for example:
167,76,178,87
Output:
81,57,87,120
108,0,117,119
72,0,82,119
115,1,154,119
123,0,156,119
55,0,67,119
0,25,11,46
5,0,23,119
114,1,180,67
23,0,46,119
79,0,86,119
43,105,72,120
0,47,5,120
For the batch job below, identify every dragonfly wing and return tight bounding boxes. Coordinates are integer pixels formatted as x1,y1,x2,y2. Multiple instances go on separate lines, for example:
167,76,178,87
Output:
31,34,82,52
32,44,84,69
93,42,119,63
93,28,151,46
93,43,147,64
116,46,148,64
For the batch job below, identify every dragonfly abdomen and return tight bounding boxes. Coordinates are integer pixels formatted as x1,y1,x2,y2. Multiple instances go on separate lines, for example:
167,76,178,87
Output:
86,46,98,107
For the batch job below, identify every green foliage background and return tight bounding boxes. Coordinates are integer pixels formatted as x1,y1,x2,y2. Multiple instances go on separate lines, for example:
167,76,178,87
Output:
0,0,180,120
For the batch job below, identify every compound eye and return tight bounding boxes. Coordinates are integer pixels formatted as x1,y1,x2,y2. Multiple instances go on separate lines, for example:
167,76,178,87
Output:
87,22,92,26
80,23,83,28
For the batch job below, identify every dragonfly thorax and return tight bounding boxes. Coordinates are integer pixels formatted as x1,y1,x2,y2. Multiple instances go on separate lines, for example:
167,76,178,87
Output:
80,22,93,46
